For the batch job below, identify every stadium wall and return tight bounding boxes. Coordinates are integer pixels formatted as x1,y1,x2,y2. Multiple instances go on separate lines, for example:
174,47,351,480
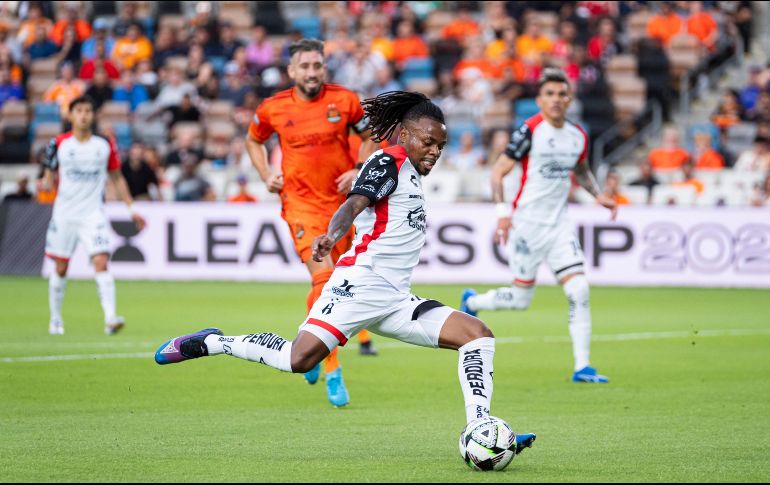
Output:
1,202,768,288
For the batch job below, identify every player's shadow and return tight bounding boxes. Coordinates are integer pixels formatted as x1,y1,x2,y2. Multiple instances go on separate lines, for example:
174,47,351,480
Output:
110,220,145,262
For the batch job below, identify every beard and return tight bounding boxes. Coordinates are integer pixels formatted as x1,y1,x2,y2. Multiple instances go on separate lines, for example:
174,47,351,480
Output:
297,81,322,99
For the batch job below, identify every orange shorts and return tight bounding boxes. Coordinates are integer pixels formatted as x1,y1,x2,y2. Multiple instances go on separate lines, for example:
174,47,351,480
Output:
284,211,354,264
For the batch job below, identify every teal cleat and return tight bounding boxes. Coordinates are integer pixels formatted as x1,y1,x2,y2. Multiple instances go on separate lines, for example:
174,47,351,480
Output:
460,288,477,317
304,363,320,385
325,368,350,407
514,433,536,455
572,366,609,383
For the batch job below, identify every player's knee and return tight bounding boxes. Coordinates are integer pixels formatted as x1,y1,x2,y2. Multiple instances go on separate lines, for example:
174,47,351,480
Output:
467,318,494,341
290,348,323,374
562,274,589,303
55,261,68,277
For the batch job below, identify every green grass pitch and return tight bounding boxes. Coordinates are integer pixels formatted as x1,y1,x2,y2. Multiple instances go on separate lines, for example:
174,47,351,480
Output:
0,277,768,482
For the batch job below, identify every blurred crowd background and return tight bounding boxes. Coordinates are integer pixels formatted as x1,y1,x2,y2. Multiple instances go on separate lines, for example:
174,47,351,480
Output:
0,1,768,207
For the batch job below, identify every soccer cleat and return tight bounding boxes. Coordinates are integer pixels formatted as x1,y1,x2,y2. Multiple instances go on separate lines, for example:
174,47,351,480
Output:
359,340,378,356
105,316,125,335
572,366,609,383
48,320,64,335
514,433,536,455
304,363,320,385
460,288,478,317
325,368,350,408
155,328,223,365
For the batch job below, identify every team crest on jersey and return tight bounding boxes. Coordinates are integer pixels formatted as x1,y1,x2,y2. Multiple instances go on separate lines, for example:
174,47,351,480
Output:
326,104,341,123
515,238,530,255
407,207,426,233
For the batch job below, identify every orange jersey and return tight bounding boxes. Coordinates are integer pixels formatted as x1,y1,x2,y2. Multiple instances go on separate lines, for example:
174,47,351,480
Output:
248,84,368,218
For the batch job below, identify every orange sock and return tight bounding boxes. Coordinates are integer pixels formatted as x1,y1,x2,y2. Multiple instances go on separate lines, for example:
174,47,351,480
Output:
357,329,371,344
306,268,340,374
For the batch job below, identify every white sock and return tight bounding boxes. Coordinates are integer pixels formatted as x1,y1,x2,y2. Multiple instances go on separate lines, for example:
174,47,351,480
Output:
205,333,293,372
95,272,117,324
458,337,495,423
49,273,66,322
467,286,533,312
563,276,591,371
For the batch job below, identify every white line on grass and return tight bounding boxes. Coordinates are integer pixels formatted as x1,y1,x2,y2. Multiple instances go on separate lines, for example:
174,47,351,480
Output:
1,328,769,364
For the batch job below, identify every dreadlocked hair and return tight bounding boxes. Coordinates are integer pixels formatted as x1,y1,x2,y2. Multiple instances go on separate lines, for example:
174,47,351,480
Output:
362,91,445,143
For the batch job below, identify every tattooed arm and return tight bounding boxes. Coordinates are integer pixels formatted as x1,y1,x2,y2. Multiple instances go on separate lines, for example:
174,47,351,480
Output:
312,194,371,262
573,161,618,220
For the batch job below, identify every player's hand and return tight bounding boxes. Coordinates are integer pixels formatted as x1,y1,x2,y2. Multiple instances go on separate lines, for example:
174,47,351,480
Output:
132,212,147,232
266,174,284,193
494,217,512,245
336,169,359,194
595,194,618,221
312,234,334,262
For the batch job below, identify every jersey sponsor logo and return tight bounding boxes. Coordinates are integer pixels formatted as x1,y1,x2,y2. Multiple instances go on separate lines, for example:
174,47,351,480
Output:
365,167,387,181
358,183,377,194
326,104,341,123
407,206,426,233
65,168,102,181
244,332,287,351
410,175,419,188
539,161,572,179
462,348,488,398
376,178,395,199
331,279,355,298
408,194,423,200
377,155,393,165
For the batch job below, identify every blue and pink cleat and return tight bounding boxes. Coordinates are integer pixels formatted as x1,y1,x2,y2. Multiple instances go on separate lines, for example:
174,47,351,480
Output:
155,328,223,365
572,366,609,383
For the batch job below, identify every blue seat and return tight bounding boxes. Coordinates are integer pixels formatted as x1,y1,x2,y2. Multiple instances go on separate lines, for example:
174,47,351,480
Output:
447,121,481,150
292,17,321,39
112,122,132,150
209,56,227,76
33,103,61,123
514,98,538,125
399,58,434,85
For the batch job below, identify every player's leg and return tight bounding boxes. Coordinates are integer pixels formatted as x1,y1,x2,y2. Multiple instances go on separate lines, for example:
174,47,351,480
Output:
45,217,78,335
547,223,608,383
462,224,543,316
82,216,124,335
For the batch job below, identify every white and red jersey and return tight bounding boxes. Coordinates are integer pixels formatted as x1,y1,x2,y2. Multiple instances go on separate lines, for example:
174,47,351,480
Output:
44,132,121,220
505,113,589,225
337,145,426,291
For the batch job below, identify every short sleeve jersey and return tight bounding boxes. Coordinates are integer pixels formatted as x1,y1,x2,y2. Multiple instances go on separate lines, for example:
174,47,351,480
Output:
248,84,369,217
505,113,589,225
337,145,426,291
44,132,120,220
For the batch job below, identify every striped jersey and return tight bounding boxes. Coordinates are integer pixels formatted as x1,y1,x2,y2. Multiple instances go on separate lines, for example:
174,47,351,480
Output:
337,145,426,291
505,113,589,225
44,132,121,220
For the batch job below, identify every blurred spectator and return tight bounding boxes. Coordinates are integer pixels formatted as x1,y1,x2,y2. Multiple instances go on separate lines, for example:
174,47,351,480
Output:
135,59,159,94
0,67,24,107
219,61,251,105
154,66,197,109
245,24,274,73
174,160,215,201
112,69,150,111
226,138,251,170
602,170,630,205
85,68,113,110
233,90,259,132
673,162,704,194
457,66,493,112
113,1,143,38
49,3,91,46
43,62,86,118
636,37,673,121
646,1,682,47
54,24,82,65
746,91,770,124
686,1,718,52
392,20,429,69
629,160,661,202
587,17,621,65
749,173,770,207
112,22,152,71
152,27,183,70
26,23,58,60
740,66,768,111
734,136,770,173
371,65,402,96
692,132,725,171
184,44,207,81
486,129,511,166
227,174,257,203
81,18,115,60
368,18,395,62
191,26,221,58
143,146,163,172
0,22,22,65
441,5,480,42
447,131,484,170
453,36,497,80
648,127,691,172
712,89,746,131
16,3,52,48
198,75,220,101
334,38,386,96
165,132,204,166
164,93,201,128
552,20,578,66
516,16,554,66
122,142,161,200
2,174,32,202
219,22,243,61
79,39,120,80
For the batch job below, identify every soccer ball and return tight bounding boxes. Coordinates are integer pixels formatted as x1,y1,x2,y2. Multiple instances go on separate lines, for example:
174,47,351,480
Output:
458,416,517,471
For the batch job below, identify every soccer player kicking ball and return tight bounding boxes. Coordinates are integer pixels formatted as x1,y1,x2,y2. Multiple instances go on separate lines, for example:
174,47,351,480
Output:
460,69,616,383
42,95,146,335
155,91,535,453
245,39,379,407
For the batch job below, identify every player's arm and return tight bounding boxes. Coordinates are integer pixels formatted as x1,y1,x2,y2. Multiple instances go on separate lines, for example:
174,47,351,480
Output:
246,105,283,193
108,169,146,231
492,123,531,245
312,194,370,262
39,137,59,192
573,160,617,221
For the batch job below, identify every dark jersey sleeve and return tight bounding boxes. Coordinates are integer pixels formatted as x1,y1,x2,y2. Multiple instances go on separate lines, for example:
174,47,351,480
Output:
504,123,532,161
348,151,400,205
42,137,59,171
